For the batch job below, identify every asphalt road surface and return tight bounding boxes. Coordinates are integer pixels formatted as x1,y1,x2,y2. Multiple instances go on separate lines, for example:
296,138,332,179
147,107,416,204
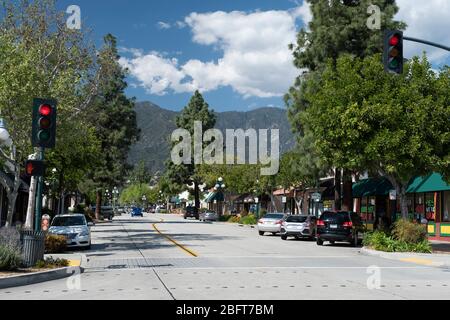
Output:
1,214,449,300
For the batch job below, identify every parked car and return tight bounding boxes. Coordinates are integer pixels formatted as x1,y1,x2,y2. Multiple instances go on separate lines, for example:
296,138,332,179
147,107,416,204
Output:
257,213,286,236
48,214,93,250
131,207,144,217
199,211,218,222
316,211,366,247
184,206,199,220
91,206,114,220
281,215,317,240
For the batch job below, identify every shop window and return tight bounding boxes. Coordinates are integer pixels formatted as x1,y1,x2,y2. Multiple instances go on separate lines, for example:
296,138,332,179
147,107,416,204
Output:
407,195,414,214
444,191,450,222
415,194,425,216
425,193,436,221
360,198,368,221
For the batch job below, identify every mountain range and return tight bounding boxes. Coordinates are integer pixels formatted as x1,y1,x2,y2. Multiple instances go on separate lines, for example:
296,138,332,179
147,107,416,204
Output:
127,102,296,174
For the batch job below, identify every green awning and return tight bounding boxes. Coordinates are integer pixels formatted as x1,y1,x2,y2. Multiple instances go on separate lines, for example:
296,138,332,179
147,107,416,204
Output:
407,173,450,193
205,192,225,203
354,173,450,198
353,178,393,198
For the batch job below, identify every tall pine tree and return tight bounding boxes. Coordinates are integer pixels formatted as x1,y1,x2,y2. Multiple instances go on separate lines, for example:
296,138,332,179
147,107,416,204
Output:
286,0,405,210
165,91,216,211
86,34,140,219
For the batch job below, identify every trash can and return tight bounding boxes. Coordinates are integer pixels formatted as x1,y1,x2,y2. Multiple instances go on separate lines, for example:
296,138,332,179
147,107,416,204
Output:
20,230,46,268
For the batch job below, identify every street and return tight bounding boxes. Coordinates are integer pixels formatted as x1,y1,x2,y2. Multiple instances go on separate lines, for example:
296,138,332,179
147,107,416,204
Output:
1,214,449,300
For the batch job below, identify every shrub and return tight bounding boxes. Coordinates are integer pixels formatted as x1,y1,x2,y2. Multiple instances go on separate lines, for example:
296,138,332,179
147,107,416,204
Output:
45,235,67,254
228,216,241,223
219,215,231,222
0,227,22,271
0,244,22,271
392,219,428,244
363,230,432,254
240,215,257,225
35,257,69,269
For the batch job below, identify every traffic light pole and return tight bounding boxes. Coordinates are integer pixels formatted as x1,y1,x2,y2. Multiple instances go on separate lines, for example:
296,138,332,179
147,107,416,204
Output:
404,37,450,52
34,147,45,232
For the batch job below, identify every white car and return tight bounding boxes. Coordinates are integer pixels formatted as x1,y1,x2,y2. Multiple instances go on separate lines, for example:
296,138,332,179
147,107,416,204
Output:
257,213,286,236
48,214,92,250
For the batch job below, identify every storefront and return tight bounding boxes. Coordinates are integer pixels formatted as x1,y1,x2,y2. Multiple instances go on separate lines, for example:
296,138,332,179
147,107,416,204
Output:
353,173,450,241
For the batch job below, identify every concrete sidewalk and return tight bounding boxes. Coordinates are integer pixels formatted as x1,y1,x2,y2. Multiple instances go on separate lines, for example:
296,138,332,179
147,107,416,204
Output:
361,247,450,269
0,253,85,289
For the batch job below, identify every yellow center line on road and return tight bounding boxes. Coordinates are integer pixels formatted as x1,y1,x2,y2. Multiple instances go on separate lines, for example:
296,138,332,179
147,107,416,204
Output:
152,223,198,258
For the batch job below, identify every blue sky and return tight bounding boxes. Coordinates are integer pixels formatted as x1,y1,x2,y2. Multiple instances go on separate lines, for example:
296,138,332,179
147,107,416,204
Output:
56,0,450,112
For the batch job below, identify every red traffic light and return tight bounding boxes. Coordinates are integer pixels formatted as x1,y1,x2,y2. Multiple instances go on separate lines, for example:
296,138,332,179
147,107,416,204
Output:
39,104,53,116
26,162,34,176
25,160,45,177
389,35,400,46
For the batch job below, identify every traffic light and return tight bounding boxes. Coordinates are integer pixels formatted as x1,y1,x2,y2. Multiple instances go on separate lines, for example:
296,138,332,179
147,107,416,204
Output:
384,30,404,75
32,98,57,148
25,160,46,177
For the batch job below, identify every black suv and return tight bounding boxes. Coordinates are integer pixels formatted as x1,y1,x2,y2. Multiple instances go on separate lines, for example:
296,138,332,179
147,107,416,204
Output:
184,206,199,220
316,211,366,247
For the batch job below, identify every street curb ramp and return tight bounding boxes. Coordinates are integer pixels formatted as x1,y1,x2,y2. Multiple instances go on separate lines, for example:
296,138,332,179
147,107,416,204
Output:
0,265,84,289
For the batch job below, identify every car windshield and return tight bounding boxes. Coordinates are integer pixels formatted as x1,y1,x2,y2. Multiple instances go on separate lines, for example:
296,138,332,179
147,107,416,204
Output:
286,216,308,223
52,216,86,227
264,214,284,220
320,212,350,223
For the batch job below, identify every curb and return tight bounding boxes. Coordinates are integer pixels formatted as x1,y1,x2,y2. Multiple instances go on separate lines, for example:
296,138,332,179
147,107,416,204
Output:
0,265,84,289
238,224,256,229
360,247,450,269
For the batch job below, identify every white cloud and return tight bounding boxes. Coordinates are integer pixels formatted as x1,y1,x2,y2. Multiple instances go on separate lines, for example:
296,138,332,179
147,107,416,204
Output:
396,0,450,64
157,21,171,30
119,52,194,96
122,9,303,98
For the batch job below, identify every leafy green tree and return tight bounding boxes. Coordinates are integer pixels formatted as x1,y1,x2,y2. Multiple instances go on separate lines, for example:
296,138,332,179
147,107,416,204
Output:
119,184,159,206
0,0,99,224
303,54,450,219
85,34,140,219
286,0,405,210
166,91,216,210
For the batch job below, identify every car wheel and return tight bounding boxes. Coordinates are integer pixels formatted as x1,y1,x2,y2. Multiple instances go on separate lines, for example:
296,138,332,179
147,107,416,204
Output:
317,238,324,246
259,231,265,236
281,235,288,241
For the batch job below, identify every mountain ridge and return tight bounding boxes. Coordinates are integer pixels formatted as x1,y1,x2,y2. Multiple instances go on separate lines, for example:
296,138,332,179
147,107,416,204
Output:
128,101,295,173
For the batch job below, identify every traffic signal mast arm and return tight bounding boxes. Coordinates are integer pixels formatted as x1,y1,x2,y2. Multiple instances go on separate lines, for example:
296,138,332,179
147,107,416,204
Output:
403,36,450,52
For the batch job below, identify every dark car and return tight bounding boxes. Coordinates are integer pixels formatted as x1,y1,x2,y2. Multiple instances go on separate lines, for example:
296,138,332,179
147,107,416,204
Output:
184,206,199,220
281,215,317,240
316,211,366,247
91,206,114,221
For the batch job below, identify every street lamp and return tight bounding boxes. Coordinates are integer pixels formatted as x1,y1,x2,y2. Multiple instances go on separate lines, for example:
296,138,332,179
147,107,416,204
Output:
214,177,226,216
112,187,119,212
142,195,147,211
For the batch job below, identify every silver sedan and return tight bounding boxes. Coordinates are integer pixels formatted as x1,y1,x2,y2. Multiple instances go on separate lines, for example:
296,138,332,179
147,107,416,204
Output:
199,211,219,222
257,213,286,236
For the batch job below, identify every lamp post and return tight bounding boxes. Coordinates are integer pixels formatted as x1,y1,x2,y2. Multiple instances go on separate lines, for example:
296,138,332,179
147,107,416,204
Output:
214,177,226,216
105,189,111,206
112,187,119,212
142,195,147,212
